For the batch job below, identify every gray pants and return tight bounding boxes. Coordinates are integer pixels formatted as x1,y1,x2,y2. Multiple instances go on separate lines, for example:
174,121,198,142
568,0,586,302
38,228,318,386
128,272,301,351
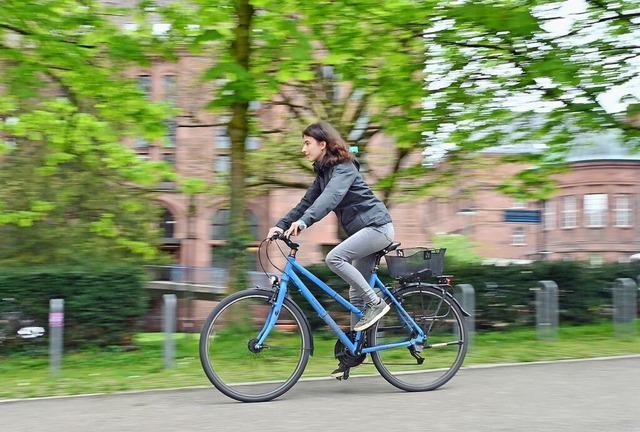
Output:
325,223,395,327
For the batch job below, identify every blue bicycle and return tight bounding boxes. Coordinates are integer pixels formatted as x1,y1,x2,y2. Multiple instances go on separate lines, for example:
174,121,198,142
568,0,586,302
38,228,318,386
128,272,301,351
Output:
199,234,469,402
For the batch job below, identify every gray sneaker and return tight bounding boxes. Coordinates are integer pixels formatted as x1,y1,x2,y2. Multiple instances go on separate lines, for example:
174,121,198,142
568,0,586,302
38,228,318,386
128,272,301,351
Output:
353,300,390,332
331,363,349,380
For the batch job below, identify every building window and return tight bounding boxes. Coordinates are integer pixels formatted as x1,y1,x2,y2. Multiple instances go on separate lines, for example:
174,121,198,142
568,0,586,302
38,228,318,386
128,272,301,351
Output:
584,193,607,227
210,209,260,270
163,75,177,148
211,209,258,270
561,195,577,228
512,200,526,209
213,121,258,150
211,209,230,240
215,155,230,174
134,138,149,149
138,75,152,98
211,209,259,240
246,135,260,150
543,200,555,230
160,209,176,238
321,65,341,100
136,75,152,149
215,116,231,149
589,254,604,267
614,194,632,227
163,75,177,105
511,227,525,245
163,153,176,164
165,119,177,148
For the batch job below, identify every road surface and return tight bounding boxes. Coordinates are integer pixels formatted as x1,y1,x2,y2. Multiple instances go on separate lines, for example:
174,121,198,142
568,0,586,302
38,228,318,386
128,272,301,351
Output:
1,356,639,432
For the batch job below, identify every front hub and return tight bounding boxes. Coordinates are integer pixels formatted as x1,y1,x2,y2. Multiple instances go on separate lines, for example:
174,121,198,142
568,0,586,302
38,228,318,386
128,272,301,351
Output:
247,338,264,354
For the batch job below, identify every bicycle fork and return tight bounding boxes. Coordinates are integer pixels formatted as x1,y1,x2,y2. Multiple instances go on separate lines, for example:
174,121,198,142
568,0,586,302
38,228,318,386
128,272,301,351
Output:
253,284,289,350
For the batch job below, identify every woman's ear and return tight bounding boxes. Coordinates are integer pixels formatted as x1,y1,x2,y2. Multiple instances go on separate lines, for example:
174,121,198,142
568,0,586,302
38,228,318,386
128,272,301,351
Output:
320,141,327,149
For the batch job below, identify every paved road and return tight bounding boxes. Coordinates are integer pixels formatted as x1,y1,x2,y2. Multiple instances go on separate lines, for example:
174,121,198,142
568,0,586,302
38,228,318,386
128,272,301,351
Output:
2,356,639,432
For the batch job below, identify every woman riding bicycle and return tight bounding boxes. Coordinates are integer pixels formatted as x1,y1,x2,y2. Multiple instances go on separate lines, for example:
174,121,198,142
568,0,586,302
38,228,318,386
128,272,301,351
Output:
266,121,395,378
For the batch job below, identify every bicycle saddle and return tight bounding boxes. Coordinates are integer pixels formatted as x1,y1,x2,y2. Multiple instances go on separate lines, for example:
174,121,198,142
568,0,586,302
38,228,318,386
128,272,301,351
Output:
382,242,401,254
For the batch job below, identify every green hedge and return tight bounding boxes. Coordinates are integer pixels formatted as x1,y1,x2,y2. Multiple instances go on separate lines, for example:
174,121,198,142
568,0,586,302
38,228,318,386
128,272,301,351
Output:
448,260,640,328
0,266,147,348
294,260,640,331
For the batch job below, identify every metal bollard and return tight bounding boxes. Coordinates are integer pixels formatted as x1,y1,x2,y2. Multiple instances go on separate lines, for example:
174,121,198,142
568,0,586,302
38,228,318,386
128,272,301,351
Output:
613,278,637,338
454,284,475,349
49,299,64,376
536,280,558,341
162,294,177,369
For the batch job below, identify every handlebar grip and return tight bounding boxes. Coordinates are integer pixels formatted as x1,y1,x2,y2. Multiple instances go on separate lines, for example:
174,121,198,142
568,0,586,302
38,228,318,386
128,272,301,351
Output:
268,232,299,249
269,232,282,241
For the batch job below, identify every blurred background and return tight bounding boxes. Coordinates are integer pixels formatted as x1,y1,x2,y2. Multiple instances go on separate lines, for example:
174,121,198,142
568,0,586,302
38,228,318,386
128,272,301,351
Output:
1,0,639,360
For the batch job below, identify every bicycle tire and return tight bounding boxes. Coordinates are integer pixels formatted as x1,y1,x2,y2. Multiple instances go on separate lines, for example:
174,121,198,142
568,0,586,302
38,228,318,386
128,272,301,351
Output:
199,288,312,402
370,283,468,392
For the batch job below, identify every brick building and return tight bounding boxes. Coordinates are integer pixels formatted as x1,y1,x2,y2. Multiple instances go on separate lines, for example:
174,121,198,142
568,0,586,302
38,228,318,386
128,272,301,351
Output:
133,62,640,277
420,140,640,265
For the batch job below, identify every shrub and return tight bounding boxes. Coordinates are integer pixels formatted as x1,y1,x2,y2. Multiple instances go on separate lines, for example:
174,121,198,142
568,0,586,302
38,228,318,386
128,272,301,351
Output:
0,265,147,348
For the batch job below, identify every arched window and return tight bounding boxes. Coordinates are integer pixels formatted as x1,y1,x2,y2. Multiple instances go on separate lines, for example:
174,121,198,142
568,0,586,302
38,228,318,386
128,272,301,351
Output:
211,209,260,269
159,209,176,239
211,209,229,240
211,209,259,240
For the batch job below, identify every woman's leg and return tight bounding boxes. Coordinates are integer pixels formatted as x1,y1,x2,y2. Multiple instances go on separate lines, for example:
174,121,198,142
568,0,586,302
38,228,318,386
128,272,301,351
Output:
327,223,395,376
326,223,395,310
348,254,379,327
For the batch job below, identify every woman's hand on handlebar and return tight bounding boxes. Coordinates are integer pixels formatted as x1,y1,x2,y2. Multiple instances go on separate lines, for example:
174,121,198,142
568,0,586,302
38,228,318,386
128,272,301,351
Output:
266,226,283,240
284,221,305,238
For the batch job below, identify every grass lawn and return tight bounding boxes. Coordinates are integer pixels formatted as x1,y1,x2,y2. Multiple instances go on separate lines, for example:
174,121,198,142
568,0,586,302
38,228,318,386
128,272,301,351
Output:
1,320,639,400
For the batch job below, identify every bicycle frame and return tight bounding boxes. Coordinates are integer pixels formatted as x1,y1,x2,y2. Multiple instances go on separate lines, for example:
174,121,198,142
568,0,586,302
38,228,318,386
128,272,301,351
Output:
255,252,426,357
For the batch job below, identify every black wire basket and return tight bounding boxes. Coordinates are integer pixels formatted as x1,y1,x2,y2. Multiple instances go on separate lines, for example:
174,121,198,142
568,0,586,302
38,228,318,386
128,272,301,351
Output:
384,248,447,279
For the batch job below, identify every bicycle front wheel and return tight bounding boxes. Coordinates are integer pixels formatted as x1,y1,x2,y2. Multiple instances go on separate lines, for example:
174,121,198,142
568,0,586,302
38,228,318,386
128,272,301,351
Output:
199,289,312,402
370,284,468,392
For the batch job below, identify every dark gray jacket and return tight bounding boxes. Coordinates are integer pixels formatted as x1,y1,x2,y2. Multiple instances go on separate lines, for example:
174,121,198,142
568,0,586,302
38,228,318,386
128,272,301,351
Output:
276,160,392,236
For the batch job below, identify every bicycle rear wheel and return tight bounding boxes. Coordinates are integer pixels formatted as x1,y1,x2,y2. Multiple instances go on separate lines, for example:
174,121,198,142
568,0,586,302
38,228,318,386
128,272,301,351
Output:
199,288,312,402
370,283,468,392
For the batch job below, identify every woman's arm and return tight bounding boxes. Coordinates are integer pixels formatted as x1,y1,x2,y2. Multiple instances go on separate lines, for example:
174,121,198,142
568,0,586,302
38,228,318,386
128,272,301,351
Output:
300,162,357,227
275,177,322,231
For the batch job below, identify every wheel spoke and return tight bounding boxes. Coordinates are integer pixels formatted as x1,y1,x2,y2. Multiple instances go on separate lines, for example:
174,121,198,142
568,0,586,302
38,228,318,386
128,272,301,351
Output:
371,284,468,392
199,289,310,402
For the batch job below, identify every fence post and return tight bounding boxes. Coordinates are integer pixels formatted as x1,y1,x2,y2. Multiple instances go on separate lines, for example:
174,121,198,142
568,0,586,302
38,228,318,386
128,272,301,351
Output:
163,294,177,369
536,280,558,341
49,299,64,376
613,278,637,338
454,284,475,349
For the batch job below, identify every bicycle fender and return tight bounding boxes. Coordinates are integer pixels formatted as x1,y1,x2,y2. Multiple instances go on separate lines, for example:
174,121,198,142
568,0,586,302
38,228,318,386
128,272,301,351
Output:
402,283,471,317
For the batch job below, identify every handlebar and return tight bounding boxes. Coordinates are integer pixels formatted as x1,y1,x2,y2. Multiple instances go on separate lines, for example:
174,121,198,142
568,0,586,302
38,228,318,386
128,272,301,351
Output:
269,232,300,250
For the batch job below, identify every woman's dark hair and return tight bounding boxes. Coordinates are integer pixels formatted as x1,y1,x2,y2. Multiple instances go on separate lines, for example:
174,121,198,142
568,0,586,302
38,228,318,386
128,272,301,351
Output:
302,121,354,167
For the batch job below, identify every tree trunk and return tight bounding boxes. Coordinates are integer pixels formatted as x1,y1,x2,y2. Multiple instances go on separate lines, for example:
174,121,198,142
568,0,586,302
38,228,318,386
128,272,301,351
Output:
226,0,254,293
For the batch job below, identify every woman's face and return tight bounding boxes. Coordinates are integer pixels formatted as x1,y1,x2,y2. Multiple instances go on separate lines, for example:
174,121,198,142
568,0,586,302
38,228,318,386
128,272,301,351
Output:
301,134,327,163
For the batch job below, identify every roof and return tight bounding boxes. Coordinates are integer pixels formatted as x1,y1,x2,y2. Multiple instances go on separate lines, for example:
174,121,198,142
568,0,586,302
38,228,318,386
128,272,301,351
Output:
478,130,640,162
565,132,640,162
